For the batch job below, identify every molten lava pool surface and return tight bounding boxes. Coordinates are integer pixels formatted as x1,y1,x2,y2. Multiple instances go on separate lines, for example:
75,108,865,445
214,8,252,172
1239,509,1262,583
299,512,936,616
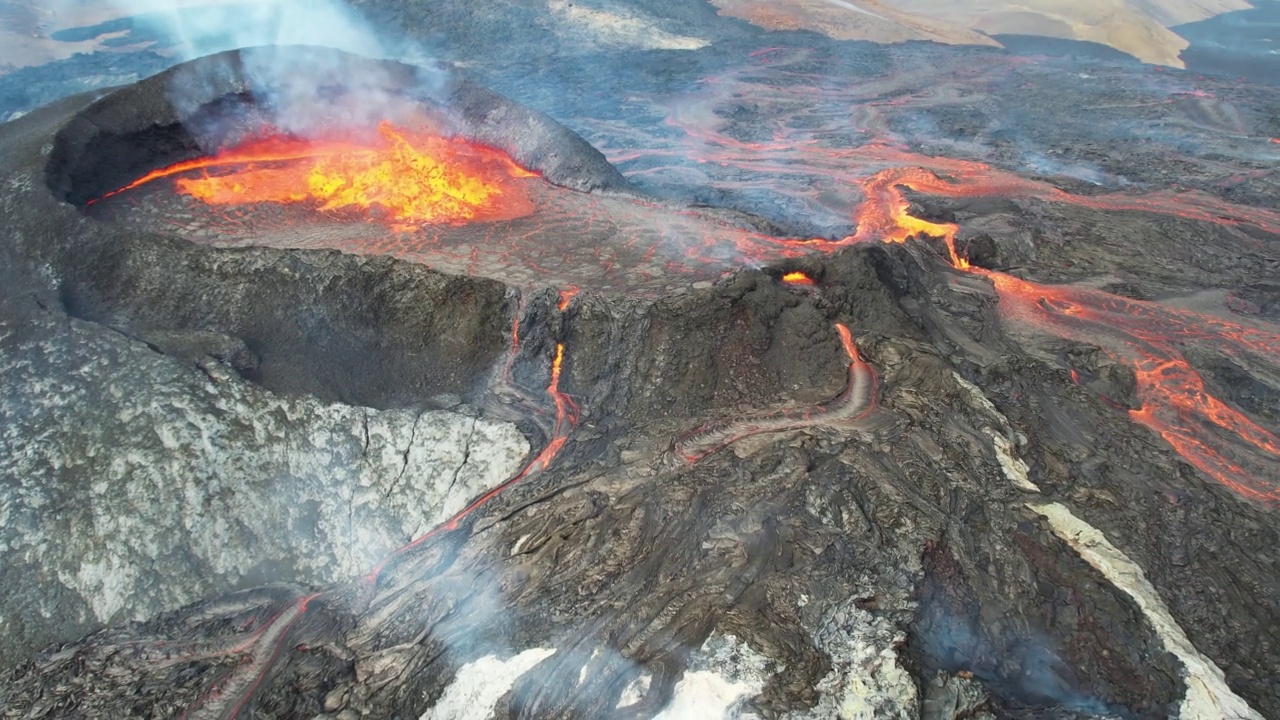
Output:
99,122,537,229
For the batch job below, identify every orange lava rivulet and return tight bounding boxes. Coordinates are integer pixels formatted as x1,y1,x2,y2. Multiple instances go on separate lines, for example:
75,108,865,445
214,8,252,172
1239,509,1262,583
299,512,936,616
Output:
364,326,579,585
101,122,537,230
986,271,1280,504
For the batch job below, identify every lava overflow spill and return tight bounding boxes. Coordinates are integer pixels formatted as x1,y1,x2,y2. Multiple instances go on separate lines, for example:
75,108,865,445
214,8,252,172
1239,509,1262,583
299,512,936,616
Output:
96,122,537,230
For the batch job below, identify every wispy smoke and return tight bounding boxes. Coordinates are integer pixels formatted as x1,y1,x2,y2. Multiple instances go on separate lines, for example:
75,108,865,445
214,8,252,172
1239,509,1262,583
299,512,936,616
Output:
131,0,388,61
40,0,443,141
45,0,398,62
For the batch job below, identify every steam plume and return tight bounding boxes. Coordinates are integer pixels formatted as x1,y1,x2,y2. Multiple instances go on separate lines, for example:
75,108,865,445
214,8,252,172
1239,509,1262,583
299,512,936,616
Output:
44,0,441,141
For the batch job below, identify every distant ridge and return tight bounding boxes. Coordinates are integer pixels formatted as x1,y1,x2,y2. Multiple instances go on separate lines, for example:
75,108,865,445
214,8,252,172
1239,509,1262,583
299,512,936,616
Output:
709,0,1254,66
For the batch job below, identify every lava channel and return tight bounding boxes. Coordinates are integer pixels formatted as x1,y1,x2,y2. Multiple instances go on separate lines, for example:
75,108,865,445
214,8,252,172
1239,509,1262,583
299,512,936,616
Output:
672,322,881,464
824,148,1280,505
986,271,1280,505
364,309,579,585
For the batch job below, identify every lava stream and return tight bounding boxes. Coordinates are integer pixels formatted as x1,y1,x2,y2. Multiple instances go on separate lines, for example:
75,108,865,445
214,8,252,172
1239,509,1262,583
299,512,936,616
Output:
182,593,320,720
820,140,1280,504
365,328,578,584
673,322,880,464
848,166,969,269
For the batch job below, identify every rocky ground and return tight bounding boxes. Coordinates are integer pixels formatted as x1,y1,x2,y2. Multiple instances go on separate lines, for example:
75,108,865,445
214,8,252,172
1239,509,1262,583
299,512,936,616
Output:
0,3,1277,720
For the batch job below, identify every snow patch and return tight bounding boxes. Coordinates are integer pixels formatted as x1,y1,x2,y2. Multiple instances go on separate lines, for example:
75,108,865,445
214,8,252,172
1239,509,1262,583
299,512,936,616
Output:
547,0,708,50
823,0,888,21
423,648,556,720
655,634,770,719
1030,502,1262,720
617,673,652,708
952,372,1006,425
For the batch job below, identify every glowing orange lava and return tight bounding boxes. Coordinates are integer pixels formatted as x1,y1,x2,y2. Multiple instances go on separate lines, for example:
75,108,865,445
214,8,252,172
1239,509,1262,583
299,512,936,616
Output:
365,335,579,584
829,149,1279,504
106,122,537,230
850,167,970,269
558,286,580,311
834,321,859,361
782,271,817,285
984,270,1279,504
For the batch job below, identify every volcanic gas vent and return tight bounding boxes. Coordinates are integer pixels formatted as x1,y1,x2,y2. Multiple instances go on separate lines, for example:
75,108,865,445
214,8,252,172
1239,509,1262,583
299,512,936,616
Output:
47,45,626,213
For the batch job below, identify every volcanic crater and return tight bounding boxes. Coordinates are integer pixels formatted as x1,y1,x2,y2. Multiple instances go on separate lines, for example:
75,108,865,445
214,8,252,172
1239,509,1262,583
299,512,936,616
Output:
61,46,815,298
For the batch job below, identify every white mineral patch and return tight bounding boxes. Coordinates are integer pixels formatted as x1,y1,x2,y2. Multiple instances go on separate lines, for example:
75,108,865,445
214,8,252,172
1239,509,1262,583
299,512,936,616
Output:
790,599,917,720
952,372,1039,493
423,648,557,720
0,315,529,632
655,634,770,719
984,428,1040,493
1030,502,1263,720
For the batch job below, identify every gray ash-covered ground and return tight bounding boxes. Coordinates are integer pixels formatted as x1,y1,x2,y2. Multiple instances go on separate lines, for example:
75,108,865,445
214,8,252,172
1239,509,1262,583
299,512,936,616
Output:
0,4,1278,720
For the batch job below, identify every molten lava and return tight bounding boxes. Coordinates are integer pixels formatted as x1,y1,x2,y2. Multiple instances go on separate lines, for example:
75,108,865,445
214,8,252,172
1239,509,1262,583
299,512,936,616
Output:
845,160,1279,504
103,122,537,230
850,167,969,269
782,271,817,285
987,271,1280,504
558,286,580,311
365,322,579,584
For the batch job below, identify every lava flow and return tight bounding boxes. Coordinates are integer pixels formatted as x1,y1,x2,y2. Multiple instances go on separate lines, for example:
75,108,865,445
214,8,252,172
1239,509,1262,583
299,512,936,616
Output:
849,166,969,269
673,322,881,464
366,314,579,584
97,122,537,230
606,49,1279,504
847,170,1280,504
987,272,1280,504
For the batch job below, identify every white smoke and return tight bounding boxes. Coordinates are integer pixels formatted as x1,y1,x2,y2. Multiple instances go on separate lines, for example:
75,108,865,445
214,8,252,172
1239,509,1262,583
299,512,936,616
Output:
38,0,444,141
43,0,399,62
135,0,387,61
